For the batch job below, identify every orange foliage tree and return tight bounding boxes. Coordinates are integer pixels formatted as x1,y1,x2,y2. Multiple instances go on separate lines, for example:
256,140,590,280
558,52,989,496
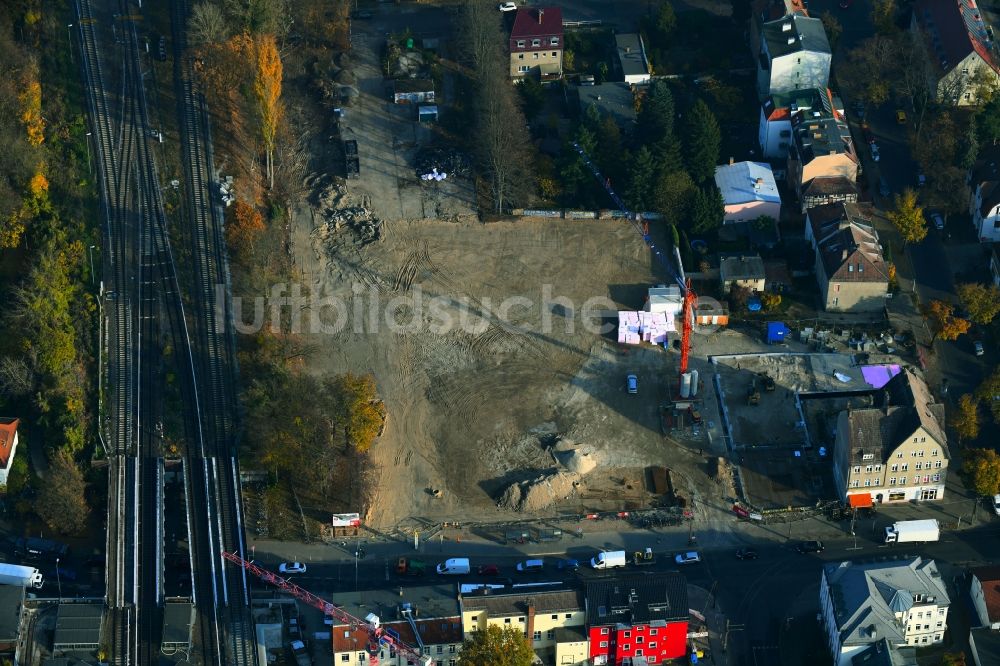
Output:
253,35,283,188
19,77,44,146
226,199,265,257
925,300,971,341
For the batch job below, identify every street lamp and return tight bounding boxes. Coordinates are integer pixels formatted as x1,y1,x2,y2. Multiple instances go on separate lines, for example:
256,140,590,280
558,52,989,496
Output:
85,132,92,175
67,24,74,64
56,557,63,602
88,245,96,285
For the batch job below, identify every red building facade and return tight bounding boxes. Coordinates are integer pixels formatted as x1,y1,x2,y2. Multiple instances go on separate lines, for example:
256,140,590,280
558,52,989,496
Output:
586,573,689,664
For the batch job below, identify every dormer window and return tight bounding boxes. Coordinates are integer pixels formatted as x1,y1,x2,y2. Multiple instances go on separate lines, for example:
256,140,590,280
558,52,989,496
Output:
517,40,525,48
551,37,559,45
532,39,541,47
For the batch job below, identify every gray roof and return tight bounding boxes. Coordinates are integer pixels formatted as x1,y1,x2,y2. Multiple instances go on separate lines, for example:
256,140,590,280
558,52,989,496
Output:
791,115,855,164
845,370,948,464
720,254,766,282
53,604,103,649
328,584,460,622
971,627,1000,666
615,33,649,79
462,588,584,616
851,638,917,666
162,601,194,647
0,584,24,641
762,14,831,58
823,557,950,649
715,161,781,205
578,83,637,126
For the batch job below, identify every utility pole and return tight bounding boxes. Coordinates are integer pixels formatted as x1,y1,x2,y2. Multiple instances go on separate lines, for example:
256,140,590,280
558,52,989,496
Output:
85,132,92,175
88,245,96,285
67,24,74,64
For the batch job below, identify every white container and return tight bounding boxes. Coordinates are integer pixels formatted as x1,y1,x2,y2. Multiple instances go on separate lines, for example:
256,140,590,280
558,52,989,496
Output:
690,369,699,396
680,372,692,398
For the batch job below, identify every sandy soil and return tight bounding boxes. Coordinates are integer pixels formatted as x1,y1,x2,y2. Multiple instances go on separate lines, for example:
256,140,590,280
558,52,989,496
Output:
290,211,691,527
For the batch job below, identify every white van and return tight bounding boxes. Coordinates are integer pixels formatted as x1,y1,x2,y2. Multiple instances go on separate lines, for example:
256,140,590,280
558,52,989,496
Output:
590,550,627,569
436,558,471,575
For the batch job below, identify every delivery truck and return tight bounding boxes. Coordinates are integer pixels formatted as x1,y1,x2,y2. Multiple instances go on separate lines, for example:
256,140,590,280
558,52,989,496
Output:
884,519,940,544
436,558,470,575
0,562,44,588
590,550,627,570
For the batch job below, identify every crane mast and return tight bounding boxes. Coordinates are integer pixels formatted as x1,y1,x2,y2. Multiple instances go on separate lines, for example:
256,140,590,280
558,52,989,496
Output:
221,551,433,666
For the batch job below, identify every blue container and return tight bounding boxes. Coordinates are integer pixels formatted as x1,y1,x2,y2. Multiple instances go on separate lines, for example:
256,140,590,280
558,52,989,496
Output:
766,321,791,344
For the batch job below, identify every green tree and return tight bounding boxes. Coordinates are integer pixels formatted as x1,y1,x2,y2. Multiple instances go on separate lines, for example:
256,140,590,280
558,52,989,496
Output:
35,450,90,535
690,184,724,233
517,77,546,121
871,0,897,35
958,282,1000,325
887,189,927,245
458,625,535,666
3,455,29,496
668,222,680,249
964,448,1000,497
595,116,625,183
625,146,658,211
951,393,981,442
653,170,695,228
638,79,675,144
821,12,843,53
683,99,721,184
678,229,693,271
977,95,1000,144
654,1,677,40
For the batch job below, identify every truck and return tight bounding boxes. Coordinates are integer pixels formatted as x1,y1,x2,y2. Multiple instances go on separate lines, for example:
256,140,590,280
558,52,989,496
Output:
396,557,427,577
884,519,940,544
590,550,627,570
0,562,44,588
343,139,359,179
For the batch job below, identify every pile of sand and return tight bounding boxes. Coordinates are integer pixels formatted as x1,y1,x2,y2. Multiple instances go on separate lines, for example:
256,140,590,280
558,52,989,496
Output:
551,438,597,475
497,471,579,512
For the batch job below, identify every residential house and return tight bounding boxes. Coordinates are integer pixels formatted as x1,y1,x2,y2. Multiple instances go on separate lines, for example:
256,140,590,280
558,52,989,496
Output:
820,557,950,666
461,586,588,665
715,161,782,223
615,33,650,84
832,368,949,504
328,586,462,666
759,87,841,159
788,113,858,212
393,79,435,105
756,13,831,99
585,573,689,665
578,83,637,128
805,202,889,312
509,8,563,80
719,254,766,294
0,417,19,486
850,639,917,666
969,567,1000,666
911,0,1000,106
968,150,1000,242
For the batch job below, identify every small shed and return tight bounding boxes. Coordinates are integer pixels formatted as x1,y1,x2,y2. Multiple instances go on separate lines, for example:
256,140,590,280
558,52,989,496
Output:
417,104,439,122
393,79,435,104
765,321,791,344
719,253,766,294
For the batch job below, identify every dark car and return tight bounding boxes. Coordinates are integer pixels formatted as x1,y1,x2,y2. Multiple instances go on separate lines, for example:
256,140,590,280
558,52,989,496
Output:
735,548,759,560
477,564,500,576
555,558,580,571
796,540,824,554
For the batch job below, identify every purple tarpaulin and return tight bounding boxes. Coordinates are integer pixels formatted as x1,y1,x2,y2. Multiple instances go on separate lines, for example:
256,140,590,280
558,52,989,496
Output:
861,364,901,389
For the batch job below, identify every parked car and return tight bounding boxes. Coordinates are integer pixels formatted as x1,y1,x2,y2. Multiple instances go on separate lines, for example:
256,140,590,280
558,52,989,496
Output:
975,340,985,357
674,551,702,565
735,548,759,560
477,564,500,576
931,212,945,230
279,562,307,574
627,374,638,394
555,558,580,571
498,1,518,10
516,559,544,573
869,143,880,162
795,540,824,554
993,494,1000,516
895,109,908,124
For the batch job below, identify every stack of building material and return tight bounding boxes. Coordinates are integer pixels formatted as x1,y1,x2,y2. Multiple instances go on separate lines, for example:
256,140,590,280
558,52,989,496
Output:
618,311,641,344
618,311,675,344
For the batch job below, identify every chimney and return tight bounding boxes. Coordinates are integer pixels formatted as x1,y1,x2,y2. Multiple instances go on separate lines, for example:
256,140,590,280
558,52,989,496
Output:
538,8,544,24
842,248,848,260
756,177,765,186
729,156,734,165
526,601,536,643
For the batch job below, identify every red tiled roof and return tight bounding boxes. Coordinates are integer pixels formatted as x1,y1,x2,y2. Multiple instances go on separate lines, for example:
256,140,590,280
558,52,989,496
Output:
0,418,19,469
915,0,999,75
973,566,1000,622
511,7,563,39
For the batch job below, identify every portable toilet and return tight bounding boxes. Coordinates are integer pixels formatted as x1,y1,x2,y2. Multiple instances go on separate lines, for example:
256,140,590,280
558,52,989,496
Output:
765,321,791,345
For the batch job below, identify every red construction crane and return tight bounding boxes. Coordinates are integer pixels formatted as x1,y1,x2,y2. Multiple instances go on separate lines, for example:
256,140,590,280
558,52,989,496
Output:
679,277,697,377
221,551,432,666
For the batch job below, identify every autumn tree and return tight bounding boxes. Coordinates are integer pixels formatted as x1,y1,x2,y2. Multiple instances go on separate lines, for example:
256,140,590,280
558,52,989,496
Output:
964,448,1000,497
951,394,981,442
458,625,535,666
760,292,782,312
871,0,897,35
924,300,971,341
18,62,44,147
326,373,385,453
254,35,283,188
887,189,927,246
226,199,265,257
940,652,966,666
36,450,90,535
957,282,1000,325
690,184,724,233
977,366,1000,423
189,2,229,45
839,36,896,109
